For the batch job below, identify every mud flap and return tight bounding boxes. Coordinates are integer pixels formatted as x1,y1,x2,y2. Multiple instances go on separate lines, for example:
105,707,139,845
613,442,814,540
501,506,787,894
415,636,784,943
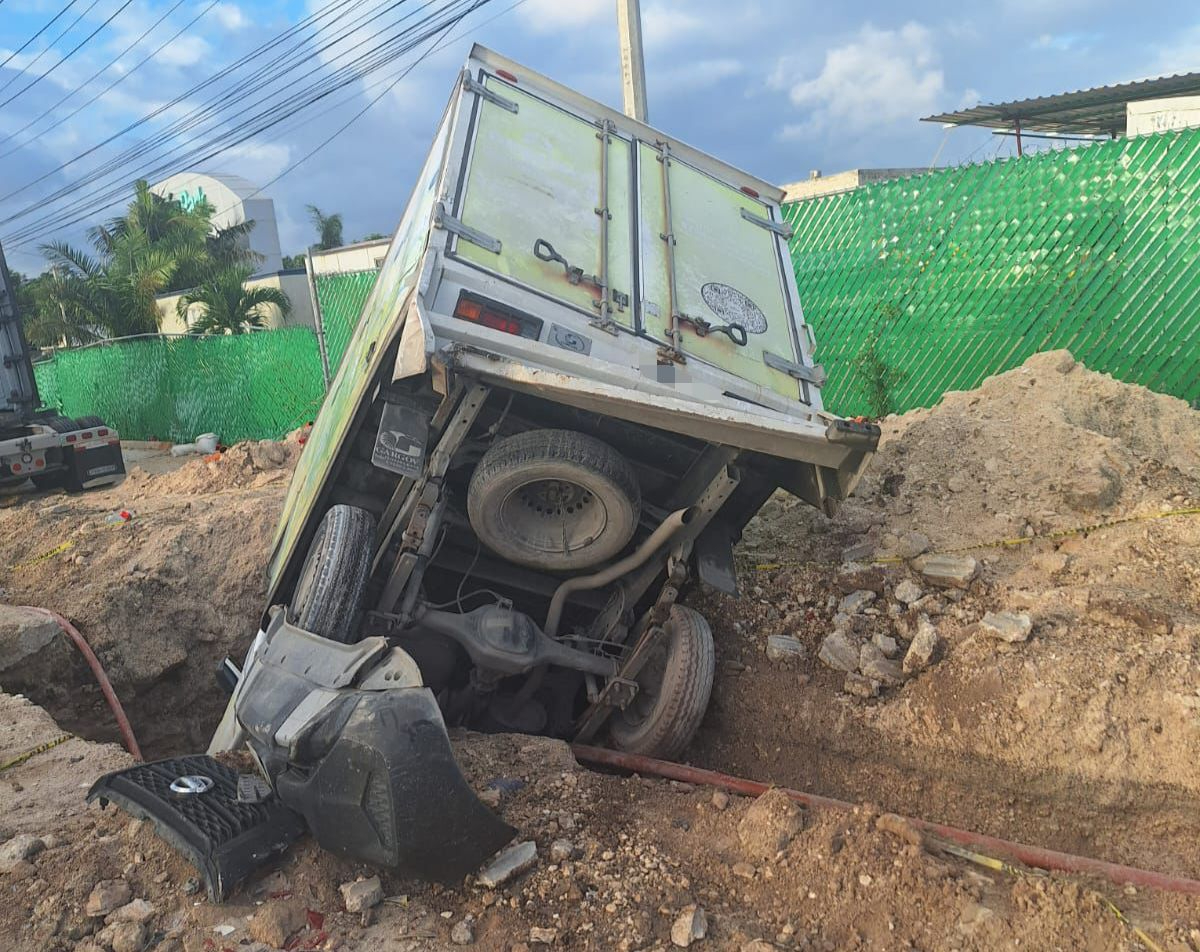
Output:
273,688,515,883
87,755,306,903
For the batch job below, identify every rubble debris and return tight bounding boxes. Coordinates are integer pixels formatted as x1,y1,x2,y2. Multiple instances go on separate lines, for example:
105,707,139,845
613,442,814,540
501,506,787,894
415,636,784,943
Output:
876,813,925,847
549,839,574,862
670,905,708,947
979,610,1033,643
477,841,537,888
451,917,476,945
108,898,156,924
765,634,806,662
818,630,859,673
844,673,879,698
738,789,805,859
85,879,132,917
529,925,558,944
711,790,730,811
915,554,978,589
871,632,899,658
339,876,383,913
838,589,877,614
0,833,44,872
903,615,942,673
249,900,306,947
858,643,905,686
894,579,922,605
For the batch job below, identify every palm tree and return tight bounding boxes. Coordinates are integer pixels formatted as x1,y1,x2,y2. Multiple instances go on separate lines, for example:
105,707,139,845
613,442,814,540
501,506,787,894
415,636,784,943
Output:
306,205,343,250
176,266,292,334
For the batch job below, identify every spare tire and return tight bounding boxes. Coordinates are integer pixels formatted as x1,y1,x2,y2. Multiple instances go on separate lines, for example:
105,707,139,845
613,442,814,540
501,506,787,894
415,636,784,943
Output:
467,429,641,572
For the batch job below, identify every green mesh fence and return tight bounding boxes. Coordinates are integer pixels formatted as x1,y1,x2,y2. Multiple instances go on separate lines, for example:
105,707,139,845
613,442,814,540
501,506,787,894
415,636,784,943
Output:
32,328,326,443
313,270,379,376
784,128,1200,417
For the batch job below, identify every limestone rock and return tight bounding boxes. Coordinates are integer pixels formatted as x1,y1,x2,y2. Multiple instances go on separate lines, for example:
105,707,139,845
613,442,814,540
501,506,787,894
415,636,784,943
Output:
903,615,942,673
979,611,1033,643
916,554,978,589
818,630,859,673
477,841,537,888
86,880,132,918
339,876,383,913
671,905,708,947
765,635,806,662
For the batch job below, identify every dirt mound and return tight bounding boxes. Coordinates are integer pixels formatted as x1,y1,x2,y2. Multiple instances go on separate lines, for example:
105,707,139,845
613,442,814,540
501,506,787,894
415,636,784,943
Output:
122,436,304,497
698,350,1200,882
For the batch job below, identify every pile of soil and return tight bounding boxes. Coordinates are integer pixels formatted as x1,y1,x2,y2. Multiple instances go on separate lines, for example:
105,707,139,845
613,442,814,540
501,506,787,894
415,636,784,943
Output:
697,350,1200,877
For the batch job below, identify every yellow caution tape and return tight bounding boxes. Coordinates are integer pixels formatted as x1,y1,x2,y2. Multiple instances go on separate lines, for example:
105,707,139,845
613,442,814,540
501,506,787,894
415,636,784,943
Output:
933,835,1165,952
9,539,75,570
0,733,73,773
754,507,1200,572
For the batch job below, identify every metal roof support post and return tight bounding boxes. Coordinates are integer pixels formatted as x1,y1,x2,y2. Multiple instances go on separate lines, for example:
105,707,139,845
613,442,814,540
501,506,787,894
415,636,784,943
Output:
1014,117,1024,157
305,249,332,390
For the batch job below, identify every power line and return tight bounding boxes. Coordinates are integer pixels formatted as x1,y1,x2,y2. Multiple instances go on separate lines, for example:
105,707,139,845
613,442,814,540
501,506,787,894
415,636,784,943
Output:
0,0,195,153
3,0,460,236
0,0,378,207
0,0,82,73
0,0,138,110
0,0,99,97
5,0,495,247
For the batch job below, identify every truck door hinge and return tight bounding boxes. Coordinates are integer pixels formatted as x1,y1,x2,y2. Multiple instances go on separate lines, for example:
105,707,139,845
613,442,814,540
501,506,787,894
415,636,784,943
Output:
740,207,793,239
461,72,519,113
435,202,502,254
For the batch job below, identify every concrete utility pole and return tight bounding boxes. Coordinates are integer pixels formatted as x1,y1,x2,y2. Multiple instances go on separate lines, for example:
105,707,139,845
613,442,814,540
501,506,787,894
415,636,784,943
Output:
616,0,648,123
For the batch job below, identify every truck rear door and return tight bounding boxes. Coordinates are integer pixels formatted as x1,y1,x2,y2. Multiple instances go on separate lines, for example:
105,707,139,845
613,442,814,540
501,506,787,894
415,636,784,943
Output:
636,143,803,400
452,73,635,330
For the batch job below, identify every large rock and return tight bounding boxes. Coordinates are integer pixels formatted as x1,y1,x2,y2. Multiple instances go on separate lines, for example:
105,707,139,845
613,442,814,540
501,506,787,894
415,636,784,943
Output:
249,901,306,947
339,876,383,913
0,834,44,873
671,905,708,947
765,635,806,662
838,590,877,615
738,789,805,859
903,615,942,673
915,554,978,589
858,643,905,686
818,630,859,673
86,880,132,918
979,611,1033,643
0,607,73,690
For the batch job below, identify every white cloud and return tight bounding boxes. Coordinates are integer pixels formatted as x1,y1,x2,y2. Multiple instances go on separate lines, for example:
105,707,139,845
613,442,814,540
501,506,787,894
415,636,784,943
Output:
772,22,947,134
642,5,705,48
1153,24,1200,75
517,0,609,33
212,3,248,32
155,35,211,68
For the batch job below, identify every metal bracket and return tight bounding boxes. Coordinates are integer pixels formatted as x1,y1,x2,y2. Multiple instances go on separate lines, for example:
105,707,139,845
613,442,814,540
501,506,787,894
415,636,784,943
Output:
435,202,501,254
740,207,794,239
462,72,518,113
763,351,827,386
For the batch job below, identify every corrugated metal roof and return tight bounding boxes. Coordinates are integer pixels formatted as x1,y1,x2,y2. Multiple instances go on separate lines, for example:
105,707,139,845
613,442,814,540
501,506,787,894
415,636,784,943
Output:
922,72,1200,136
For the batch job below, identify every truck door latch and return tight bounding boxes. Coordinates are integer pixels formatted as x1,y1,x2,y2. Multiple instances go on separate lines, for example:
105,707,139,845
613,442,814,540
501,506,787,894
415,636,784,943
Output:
679,312,748,347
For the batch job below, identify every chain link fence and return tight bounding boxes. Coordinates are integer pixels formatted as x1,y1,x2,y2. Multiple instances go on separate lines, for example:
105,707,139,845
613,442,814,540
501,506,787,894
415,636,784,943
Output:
313,270,379,378
33,328,326,443
784,128,1200,416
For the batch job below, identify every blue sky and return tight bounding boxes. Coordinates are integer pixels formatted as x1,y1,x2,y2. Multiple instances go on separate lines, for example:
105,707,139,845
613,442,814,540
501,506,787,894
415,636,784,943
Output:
1,0,1198,273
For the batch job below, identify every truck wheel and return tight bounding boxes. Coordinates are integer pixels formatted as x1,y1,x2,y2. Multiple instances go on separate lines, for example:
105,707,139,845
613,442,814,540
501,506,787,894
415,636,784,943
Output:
467,429,640,572
73,416,106,429
609,605,715,759
39,415,76,433
289,504,376,644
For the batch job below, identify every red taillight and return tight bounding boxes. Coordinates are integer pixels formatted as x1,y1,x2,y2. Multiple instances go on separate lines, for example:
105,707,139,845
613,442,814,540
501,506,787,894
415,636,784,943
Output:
66,434,77,442
11,462,20,473
81,431,92,440
34,459,44,468
453,293,542,339
496,69,518,83
97,428,109,437
741,185,760,198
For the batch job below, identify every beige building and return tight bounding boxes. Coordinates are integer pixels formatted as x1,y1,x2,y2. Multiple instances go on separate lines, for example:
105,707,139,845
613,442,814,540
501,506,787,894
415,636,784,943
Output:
156,269,315,335
308,238,391,276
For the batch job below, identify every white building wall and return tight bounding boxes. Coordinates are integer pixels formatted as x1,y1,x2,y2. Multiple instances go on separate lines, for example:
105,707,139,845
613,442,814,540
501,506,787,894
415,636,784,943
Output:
1127,96,1200,137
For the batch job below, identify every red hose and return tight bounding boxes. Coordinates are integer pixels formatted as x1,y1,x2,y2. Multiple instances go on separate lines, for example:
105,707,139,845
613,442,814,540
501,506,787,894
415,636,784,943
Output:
25,607,143,761
572,744,1200,897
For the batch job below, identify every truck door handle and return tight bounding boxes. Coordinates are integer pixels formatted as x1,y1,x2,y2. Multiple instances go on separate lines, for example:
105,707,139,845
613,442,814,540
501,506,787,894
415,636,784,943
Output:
532,238,599,288
679,313,748,347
